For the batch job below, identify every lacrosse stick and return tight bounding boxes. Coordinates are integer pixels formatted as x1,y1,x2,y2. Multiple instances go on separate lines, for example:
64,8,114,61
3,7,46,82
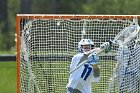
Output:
70,22,140,74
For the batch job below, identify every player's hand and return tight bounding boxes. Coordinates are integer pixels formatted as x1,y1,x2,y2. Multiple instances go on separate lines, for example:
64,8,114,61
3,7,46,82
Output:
100,41,112,53
87,53,99,66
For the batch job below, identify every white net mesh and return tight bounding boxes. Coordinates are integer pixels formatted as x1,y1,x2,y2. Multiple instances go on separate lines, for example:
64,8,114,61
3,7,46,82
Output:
109,37,140,93
18,15,140,93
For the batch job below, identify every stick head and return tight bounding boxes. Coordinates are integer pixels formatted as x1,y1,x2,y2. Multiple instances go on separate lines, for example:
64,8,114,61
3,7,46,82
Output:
112,24,140,46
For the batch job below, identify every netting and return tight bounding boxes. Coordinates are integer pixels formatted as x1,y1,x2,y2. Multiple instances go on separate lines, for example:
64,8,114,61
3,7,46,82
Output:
17,15,140,93
109,36,140,93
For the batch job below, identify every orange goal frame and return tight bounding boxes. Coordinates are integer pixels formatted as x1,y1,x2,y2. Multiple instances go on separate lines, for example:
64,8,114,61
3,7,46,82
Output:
16,14,140,93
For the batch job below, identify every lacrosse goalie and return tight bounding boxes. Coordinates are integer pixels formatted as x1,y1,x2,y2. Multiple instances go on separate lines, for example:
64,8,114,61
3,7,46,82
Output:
66,39,111,93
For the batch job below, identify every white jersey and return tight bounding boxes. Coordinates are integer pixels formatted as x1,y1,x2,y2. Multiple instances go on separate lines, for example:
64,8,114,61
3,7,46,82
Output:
67,53,100,93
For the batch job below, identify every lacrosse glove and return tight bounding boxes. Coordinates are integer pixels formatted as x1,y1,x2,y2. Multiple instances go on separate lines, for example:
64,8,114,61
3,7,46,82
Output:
100,41,112,53
87,53,99,66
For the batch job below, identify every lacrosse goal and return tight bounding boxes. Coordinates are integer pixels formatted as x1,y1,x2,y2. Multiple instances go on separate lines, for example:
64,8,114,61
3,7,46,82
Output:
16,15,140,93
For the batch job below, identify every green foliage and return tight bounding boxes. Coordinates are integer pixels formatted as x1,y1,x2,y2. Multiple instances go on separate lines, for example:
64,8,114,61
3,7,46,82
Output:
82,0,140,14
1,0,140,52
0,0,20,51
0,22,5,50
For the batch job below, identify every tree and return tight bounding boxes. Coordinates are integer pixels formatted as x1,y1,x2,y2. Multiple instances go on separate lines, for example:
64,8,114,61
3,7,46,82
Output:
0,0,9,50
20,0,32,13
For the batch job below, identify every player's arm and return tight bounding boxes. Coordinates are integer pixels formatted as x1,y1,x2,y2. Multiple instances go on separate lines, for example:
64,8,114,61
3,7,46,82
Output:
84,41,112,56
70,55,78,72
93,64,100,78
88,54,100,78
88,42,112,77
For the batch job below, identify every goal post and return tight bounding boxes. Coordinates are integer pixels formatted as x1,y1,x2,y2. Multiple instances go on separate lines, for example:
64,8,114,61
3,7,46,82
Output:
16,15,140,93
16,16,21,93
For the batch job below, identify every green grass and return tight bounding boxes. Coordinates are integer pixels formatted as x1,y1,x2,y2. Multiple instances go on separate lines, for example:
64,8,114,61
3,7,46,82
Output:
0,49,16,54
0,62,16,93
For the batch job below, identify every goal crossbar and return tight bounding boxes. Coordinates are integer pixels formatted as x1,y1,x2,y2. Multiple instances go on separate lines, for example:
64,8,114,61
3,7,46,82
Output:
17,14,140,19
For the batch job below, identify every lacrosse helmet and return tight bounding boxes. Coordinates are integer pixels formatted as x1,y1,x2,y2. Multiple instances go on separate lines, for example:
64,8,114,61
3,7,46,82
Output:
78,39,94,53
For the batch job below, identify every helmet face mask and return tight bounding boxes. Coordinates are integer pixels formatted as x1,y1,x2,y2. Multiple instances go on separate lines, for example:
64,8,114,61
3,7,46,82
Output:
78,39,94,53
81,45,94,52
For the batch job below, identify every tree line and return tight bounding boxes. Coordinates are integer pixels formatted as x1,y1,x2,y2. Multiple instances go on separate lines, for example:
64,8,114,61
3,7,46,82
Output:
0,0,140,51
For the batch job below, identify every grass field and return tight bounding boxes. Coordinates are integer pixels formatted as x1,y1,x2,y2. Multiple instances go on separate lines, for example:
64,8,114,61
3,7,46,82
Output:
0,62,16,93
24,60,116,93
0,61,114,93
